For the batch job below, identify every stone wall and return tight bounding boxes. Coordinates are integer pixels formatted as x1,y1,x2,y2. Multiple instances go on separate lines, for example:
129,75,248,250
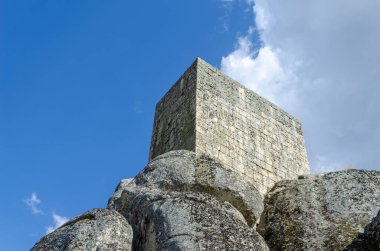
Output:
149,63,197,160
149,58,310,194
195,59,310,194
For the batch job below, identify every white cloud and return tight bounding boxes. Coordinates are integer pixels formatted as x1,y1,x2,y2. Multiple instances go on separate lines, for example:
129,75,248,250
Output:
221,37,290,103
25,192,43,215
221,0,380,172
253,3,269,30
24,193,69,234
46,213,69,234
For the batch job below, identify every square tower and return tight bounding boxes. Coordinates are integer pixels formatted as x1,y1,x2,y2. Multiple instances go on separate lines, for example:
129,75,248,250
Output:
149,58,310,194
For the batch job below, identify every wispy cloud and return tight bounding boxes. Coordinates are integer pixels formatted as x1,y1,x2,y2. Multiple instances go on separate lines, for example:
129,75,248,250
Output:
218,0,256,32
25,192,43,215
218,0,234,32
25,193,70,234
133,101,143,114
314,155,344,174
46,213,69,234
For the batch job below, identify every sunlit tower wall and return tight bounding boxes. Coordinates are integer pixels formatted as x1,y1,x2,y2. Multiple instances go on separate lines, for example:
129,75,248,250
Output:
149,58,310,195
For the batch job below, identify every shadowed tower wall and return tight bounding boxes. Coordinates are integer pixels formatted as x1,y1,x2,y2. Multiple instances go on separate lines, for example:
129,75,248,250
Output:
149,58,310,194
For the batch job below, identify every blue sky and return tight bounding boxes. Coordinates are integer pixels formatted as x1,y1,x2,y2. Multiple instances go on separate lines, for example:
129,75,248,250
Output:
0,0,255,249
2,0,380,250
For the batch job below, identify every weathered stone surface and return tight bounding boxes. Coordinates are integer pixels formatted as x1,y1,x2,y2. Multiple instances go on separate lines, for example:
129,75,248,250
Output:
345,209,380,250
108,150,268,250
149,58,310,195
109,150,263,227
130,191,268,251
31,208,132,251
258,169,380,251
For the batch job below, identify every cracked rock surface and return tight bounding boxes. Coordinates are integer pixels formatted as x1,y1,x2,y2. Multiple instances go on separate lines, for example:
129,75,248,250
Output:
108,150,268,250
258,169,380,251
345,209,380,250
30,152,380,250
31,208,133,251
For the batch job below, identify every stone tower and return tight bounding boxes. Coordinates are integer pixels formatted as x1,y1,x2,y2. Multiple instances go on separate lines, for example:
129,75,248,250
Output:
149,58,310,194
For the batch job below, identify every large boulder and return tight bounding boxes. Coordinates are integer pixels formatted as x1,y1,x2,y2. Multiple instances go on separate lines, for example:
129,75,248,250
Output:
31,208,133,251
108,150,268,250
258,169,380,251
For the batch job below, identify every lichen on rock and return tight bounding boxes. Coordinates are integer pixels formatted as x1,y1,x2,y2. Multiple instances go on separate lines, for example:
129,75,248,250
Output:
31,208,133,251
31,152,380,251
258,169,380,251
107,150,269,250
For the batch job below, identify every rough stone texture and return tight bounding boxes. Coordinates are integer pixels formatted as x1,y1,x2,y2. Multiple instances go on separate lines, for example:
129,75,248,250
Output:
108,150,269,250
345,209,380,250
31,208,133,251
149,58,310,195
149,62,197,159
258,169,380,251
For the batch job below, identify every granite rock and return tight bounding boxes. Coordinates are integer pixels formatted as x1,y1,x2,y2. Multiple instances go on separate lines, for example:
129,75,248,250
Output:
258,169,380,251
108,150,268,250
345,209,380,250
108,150,264,227
31,208,133,251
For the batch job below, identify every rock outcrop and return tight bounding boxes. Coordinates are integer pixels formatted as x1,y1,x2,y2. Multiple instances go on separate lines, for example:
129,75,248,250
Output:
31,151,380,251
345,209,380,250
31,208,133,251
258,170,380,251
28,57,380,250
108,150,269,250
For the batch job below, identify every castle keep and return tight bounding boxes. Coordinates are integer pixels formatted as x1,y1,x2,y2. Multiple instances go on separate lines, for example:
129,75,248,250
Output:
149,58,310,194
33,57,380,250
